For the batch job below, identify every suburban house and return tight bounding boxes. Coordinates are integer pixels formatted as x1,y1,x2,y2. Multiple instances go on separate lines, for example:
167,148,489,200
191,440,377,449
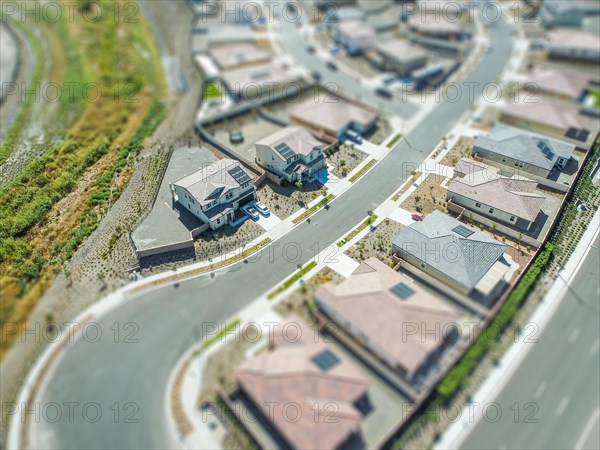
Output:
208,42,271,70
368,39,428,76
523,64,594,102
316,257,461,381
538,0,600,28
392,211,510,297
255,126,327,183
446,158,547,231
406,14,464,40
220,61,306,102
500,97,598,151
235,316,370,450
331,20,377,56
170,159,255,230
473,124,576,179
544,28,600,63
290,97,379,142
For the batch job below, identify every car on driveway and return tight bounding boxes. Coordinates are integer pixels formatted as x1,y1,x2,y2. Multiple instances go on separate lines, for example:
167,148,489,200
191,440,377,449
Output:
245,206,260,220
255,202,270,216
411,213,424,222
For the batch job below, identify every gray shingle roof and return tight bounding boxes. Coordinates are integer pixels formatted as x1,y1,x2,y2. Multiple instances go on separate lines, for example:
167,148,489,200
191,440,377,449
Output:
393,211,507,291
172,158,251,206
474,124,575,171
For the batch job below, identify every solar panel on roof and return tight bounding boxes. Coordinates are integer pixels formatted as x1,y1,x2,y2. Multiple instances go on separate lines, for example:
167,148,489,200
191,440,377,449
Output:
452,224,474,238
390,282,415,300
312,349,340,371
228,166,251,185
274,142,295,160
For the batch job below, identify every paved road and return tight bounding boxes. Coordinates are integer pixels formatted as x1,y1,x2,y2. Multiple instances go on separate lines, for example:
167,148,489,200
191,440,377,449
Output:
29,9,514,450
461,235,600,450
277,5,419,119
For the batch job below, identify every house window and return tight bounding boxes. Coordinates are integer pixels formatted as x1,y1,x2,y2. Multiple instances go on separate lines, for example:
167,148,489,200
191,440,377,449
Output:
217,218,221,224
420,262,426,268
510,216,515,222
502,158,506,162
475,202,481,208
187,204,191,209
489,207,494,214
226,192,233,200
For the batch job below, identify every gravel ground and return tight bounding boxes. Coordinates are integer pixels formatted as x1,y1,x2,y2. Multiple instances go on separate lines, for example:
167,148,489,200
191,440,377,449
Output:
274,267,344,325
401,174,448,215
344,218,404,266
440,136,475,166
328,144,368,178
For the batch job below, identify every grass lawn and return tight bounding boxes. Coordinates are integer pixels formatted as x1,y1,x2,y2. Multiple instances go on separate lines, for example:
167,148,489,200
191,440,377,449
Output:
204,82,223,100
0,0,167,357
589,89,600,109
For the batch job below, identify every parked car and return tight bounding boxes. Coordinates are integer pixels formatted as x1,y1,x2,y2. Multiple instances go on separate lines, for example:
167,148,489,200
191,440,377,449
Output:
345,129,363,145
411,213,424,222
326,61,338,71
246,207,260,220
383,75,398,85
306,45,316,54
255,202,270,216
311,70,322,81
375,87,392,99
330,47,341,56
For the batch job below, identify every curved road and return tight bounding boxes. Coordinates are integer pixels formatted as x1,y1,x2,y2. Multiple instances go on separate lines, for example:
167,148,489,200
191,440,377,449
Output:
29,10,514,450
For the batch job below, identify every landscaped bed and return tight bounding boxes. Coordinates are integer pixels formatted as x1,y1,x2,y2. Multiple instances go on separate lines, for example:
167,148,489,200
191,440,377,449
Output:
400,174,448,215
345,218,404,266
440,136,475,166
327,143,368,179
255,179,327,220
274,267,344,325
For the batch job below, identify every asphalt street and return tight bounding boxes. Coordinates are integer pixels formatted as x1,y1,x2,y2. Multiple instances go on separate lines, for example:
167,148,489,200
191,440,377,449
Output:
29,10,514,450
461,235,600,450
277,10,420,119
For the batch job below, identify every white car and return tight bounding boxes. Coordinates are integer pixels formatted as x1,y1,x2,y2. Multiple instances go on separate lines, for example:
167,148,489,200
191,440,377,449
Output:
246,207,260,220
255,202,270,216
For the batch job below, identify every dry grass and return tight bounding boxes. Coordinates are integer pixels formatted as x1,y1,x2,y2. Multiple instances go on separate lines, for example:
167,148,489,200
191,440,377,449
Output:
401,174,448,215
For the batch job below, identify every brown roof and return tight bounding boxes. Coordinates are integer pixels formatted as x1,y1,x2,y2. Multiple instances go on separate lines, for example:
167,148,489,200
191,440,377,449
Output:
502,97,587,132
547,28,600,52
208,42,271,70
448,158,546,222
236,316,369,450
527,65,590,99
316,258,460,375
256,126,325,158
291,97,379,134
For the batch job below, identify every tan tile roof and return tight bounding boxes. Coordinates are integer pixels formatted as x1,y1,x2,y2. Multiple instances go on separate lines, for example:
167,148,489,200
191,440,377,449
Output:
316,258,460,375
291,98,379,134
448,158,546,222
547,28,600,51
376,39,428,63
502,97,586,131
528,65,590,99
208,42,271,70
236,316,369,450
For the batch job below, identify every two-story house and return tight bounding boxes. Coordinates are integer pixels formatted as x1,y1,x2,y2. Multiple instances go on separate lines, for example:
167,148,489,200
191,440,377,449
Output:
255,127,327,183
446,158,547,231
171,159,255,230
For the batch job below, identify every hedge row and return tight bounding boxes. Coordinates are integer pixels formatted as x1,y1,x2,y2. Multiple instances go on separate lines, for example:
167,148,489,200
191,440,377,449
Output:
436,242,554,399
